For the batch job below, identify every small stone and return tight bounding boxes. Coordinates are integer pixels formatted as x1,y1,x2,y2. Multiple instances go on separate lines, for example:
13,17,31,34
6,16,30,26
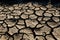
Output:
52,27,60,40
16,25,25,29
17,20,24,24
47,22,60,28
52,17,60,22
35,36,45,40
25,20,38,28
21,14,28,19
46,35,55,40
8,27,18,35
35,10,44,16
20,28,32,34
29,14,37,19
34,25,51,35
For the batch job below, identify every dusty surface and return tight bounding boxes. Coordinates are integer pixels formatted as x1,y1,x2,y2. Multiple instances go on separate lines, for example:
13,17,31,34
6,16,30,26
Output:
0,2,60,40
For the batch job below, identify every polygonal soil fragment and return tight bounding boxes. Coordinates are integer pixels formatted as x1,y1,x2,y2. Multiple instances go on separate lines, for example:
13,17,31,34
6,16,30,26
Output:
35,36,45,40
52,27,60,40
8,27,18,35
19,28,32,34
21,14,28,19
34,25,51,35
0,35,9,40
0,25,7,34
0,14,6,20
16,25,25,29
23,34,35,40
5,20,16,27
46,35,55,40
14,34,23,40
47,22,60,28
29,14,37,19
35,10,44,16
17,20,24,25
25,20,38,28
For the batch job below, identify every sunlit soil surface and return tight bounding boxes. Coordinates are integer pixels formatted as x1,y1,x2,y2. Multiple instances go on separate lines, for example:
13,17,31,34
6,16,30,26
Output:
0,2,60,40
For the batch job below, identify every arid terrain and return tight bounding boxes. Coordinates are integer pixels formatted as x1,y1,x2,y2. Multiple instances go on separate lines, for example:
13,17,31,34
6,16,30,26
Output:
0,2,60,40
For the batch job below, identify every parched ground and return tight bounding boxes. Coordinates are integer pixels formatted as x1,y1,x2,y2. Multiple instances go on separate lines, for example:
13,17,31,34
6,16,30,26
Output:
0,2,60,40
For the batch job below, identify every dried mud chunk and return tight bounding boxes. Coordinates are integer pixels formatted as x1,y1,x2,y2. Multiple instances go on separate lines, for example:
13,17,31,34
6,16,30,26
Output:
20,28,32,34
40,6,47,10
5,20,16,27
29,14,37,19
52,17,60,22
8,27,18,35
0,25,7,34
44,13,52,17
8,6,14,11
35,36,45,40
54,10,60,16
52,27,60,40
0,14,6,20
16,25,25,29
12,10,22,15
34,25,51,35
43,17,50,21
34,7,40,10
47,22,60,28
24,9,34,15
0,35,9,40
38,17,42,21
21,14,28,19
35,10,44,16
46,35,55,40
14,34,23,40
9,37,13,40
0,7,4,10
7,15,14,19
23,34,35,40
36,24,43,28
25,20,38,28
17,20,24,24
0,21,3,24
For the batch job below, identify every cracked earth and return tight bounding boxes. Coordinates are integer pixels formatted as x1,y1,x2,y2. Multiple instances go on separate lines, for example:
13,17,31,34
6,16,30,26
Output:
0,2,60,40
